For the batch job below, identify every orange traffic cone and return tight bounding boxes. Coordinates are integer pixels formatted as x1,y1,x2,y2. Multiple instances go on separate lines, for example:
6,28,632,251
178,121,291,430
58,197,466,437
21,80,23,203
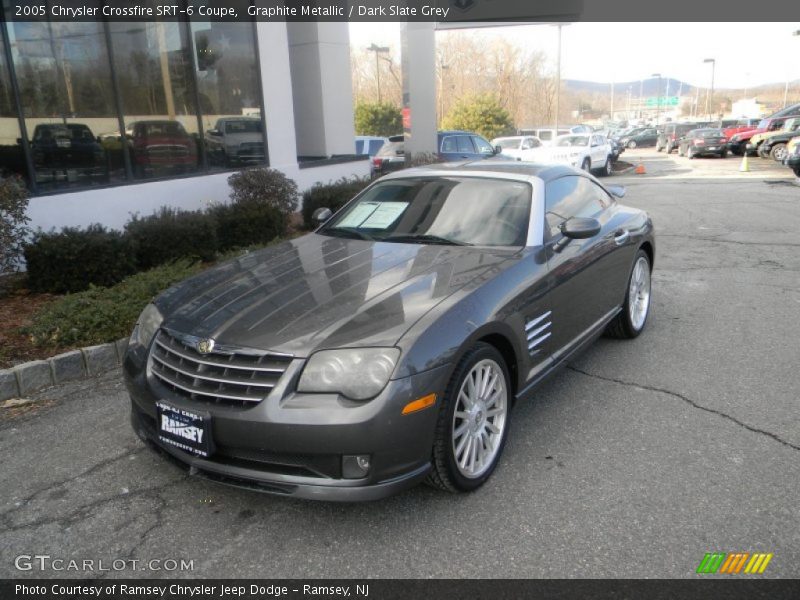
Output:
635,163,646,174
739,153,749,172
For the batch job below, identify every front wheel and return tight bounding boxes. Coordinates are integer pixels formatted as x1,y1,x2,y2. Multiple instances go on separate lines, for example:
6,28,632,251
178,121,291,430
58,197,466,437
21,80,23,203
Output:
581,158,591,171
687,147,695,159
427,343,512,493
770,143,788,162
606,250,652,339
664,143,672,154
627,140,637,149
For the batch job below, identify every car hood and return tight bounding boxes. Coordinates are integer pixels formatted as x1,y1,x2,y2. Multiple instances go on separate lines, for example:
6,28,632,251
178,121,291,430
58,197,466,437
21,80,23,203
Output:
156,234,519,357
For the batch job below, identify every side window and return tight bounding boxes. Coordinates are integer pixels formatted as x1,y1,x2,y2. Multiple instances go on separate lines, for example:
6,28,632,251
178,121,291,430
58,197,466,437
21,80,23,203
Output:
440,136,457,153
544,176,606,238
473,135,493,154
369,140,384,155
456,135,475,153
355,140,364,154
539,131,552,142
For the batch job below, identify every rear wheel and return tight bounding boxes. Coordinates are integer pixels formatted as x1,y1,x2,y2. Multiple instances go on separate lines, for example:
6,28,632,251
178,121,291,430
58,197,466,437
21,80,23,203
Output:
687,146,695,159
627,140,637,149
596,156,613,177
606,250,652,339
664,143,672,154
678,145,685,157
427,343,512,493
581,158,591,172
720,150,728,158
770,143,788,162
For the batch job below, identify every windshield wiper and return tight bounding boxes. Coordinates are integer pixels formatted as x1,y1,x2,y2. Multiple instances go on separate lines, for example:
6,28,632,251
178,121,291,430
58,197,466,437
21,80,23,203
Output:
383,233,471,246
322,227,375,241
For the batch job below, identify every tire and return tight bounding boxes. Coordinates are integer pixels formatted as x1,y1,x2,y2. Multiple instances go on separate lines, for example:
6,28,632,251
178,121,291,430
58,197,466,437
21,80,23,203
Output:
770,143,788,162
664,143,672,154
793,166,800,178
603,156,613,176
687,146,695,159
678,145,684,157
627,140,637,149
757,144,770,159
581,158,591,172
720,150,728,158
427,343,512,493
605,250,652,339
655,142,663,152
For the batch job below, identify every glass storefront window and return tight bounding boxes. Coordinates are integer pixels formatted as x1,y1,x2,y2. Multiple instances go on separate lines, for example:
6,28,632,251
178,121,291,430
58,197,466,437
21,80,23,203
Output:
5,4,123,191
0,24,29,185
191,17,265,170
109,16,201,180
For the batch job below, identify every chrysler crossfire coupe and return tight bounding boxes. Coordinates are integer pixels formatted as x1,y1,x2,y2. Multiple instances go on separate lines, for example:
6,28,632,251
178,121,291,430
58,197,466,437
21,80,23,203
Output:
124,161,655,501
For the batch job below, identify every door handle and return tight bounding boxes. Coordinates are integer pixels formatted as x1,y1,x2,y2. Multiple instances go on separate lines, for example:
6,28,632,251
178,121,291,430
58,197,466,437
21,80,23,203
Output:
614,229,630,245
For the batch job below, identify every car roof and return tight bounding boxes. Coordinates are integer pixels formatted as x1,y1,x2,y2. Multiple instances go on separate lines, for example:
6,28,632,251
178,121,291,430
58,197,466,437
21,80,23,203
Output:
381,160,582,183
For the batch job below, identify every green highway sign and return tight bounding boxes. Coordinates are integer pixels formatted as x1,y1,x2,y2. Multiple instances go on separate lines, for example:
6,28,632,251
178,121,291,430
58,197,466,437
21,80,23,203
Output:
645,96,680,107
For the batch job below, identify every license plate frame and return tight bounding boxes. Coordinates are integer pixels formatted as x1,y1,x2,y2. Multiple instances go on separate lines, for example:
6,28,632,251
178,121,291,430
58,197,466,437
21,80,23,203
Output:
156,401,213,457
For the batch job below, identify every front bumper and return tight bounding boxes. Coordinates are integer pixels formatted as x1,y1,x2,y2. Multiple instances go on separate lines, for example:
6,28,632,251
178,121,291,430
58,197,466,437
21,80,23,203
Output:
124,342,450,501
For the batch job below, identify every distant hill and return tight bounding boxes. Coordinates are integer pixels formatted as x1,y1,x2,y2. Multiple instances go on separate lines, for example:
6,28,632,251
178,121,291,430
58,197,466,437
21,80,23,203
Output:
564,78,695,97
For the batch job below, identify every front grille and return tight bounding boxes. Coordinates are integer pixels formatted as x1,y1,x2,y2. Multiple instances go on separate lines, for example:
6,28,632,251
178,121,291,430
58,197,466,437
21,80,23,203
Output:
149,329,292,406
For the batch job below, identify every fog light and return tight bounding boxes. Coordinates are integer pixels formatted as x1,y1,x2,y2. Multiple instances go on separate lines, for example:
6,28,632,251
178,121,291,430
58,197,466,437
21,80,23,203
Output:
342,454,371,479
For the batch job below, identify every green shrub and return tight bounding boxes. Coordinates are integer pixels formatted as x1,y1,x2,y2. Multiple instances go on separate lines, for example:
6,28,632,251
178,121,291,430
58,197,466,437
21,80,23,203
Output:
24,225,137,294
354,102,403,137
0,176,30,279
126,207,218,270
301,176,371,229
23,259,203,349
227,168,299,216
211,202,287,251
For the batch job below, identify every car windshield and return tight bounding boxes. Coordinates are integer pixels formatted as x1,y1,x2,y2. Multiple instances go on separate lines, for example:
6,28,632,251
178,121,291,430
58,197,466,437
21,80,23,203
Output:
137,122,187,137
555,135,589,147
35,125,93,140
320,177,531,247
493,137,520,148
225,120,261,133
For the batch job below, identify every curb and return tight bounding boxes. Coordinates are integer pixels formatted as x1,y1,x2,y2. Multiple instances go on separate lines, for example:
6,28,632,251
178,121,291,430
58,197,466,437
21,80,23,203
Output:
0,337,128,403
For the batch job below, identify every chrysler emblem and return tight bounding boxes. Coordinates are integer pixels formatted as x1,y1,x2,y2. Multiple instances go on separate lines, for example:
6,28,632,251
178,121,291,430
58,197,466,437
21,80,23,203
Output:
196,338,215,354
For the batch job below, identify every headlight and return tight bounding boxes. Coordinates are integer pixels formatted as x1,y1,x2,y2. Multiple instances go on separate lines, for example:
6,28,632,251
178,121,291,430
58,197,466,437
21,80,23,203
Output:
297,348,400,400
131,303,163,349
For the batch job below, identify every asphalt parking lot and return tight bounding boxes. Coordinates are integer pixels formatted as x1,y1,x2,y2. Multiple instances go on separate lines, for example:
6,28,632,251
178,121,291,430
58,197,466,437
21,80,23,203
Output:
1,151,799,579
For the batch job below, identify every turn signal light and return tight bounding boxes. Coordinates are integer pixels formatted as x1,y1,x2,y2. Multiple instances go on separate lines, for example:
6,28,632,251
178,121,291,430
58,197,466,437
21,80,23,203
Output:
402,393,437,415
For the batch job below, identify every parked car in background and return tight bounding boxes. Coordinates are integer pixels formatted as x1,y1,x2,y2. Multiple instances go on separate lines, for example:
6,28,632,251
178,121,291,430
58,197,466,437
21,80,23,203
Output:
750,117,800,159
127,120,197,177
355,136,388,157
728,113,799,156
371,139,405,175
371,131,501,176
491,135,544,160
517,127,572,146
677,128,728,158
537,133,613,176
607,138,625,162
204,117,265,166
784,136,800,176
657,122,696,154
27,123,106,184
620,127,659,149
124,161,654,500
721,118,760,140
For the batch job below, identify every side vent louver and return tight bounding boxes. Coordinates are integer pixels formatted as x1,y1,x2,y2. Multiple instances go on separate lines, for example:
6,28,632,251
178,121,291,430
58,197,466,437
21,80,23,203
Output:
525,311,552,356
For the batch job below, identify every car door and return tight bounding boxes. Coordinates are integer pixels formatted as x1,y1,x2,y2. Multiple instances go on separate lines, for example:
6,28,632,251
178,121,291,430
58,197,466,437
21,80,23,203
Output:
590,134,607,166
543,175,631,357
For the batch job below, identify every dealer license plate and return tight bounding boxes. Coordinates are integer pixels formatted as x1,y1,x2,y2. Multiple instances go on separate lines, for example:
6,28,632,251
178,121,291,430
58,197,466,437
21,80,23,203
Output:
156,402,212,457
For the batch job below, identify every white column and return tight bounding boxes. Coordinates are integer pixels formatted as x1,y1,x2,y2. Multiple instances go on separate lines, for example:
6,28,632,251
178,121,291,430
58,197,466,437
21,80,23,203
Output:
287,22,356,157
256,22,299,170
402,22,437,156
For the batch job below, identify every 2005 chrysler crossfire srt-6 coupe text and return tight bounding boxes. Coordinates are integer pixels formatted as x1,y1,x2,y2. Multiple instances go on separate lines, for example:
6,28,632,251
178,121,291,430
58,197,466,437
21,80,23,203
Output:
124,161,655,501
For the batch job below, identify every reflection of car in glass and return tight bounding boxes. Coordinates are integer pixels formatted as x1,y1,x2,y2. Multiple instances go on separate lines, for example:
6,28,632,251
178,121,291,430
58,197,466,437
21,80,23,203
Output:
490,135,543,160
677,129,728,158
124,161,655,500
204,117,265,166
355,136,388,157
534,133,613,176
128,120,197,177
27,123,106,183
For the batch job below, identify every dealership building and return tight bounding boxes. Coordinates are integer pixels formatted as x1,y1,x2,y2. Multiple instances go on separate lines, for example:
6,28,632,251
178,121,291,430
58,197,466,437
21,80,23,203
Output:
0,10,369,232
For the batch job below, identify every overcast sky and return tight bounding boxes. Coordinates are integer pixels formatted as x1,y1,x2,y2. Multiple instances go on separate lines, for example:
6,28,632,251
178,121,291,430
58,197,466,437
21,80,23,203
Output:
349,22,800,90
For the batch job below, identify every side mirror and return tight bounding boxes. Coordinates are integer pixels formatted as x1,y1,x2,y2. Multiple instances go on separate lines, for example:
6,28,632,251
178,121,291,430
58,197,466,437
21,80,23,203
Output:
606,185,626,198
312,207,333,225
561,217,601,239
494,145,502,154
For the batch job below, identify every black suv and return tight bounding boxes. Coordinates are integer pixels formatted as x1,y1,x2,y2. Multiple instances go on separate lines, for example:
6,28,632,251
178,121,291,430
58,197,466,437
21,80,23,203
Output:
657,123,696,154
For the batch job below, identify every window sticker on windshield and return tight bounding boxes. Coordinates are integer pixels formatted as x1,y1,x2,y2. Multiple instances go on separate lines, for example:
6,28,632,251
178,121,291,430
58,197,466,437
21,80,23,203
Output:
338,201,409,229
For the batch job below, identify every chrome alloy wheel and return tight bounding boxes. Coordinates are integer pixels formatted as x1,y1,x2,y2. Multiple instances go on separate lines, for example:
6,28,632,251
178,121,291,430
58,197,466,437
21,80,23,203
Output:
451,359,508,479
628,256,651,331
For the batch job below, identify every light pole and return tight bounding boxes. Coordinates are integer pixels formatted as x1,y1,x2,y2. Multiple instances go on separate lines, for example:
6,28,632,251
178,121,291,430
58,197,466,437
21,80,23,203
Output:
367,43,390,104
703,58,716,119
652,73,662,126
438,61,449,127
553,23,565,134
783,31,800,107
638,79,644,119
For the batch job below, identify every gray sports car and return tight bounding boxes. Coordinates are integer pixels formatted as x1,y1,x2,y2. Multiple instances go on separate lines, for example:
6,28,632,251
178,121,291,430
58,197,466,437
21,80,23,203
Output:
124,162,655,501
